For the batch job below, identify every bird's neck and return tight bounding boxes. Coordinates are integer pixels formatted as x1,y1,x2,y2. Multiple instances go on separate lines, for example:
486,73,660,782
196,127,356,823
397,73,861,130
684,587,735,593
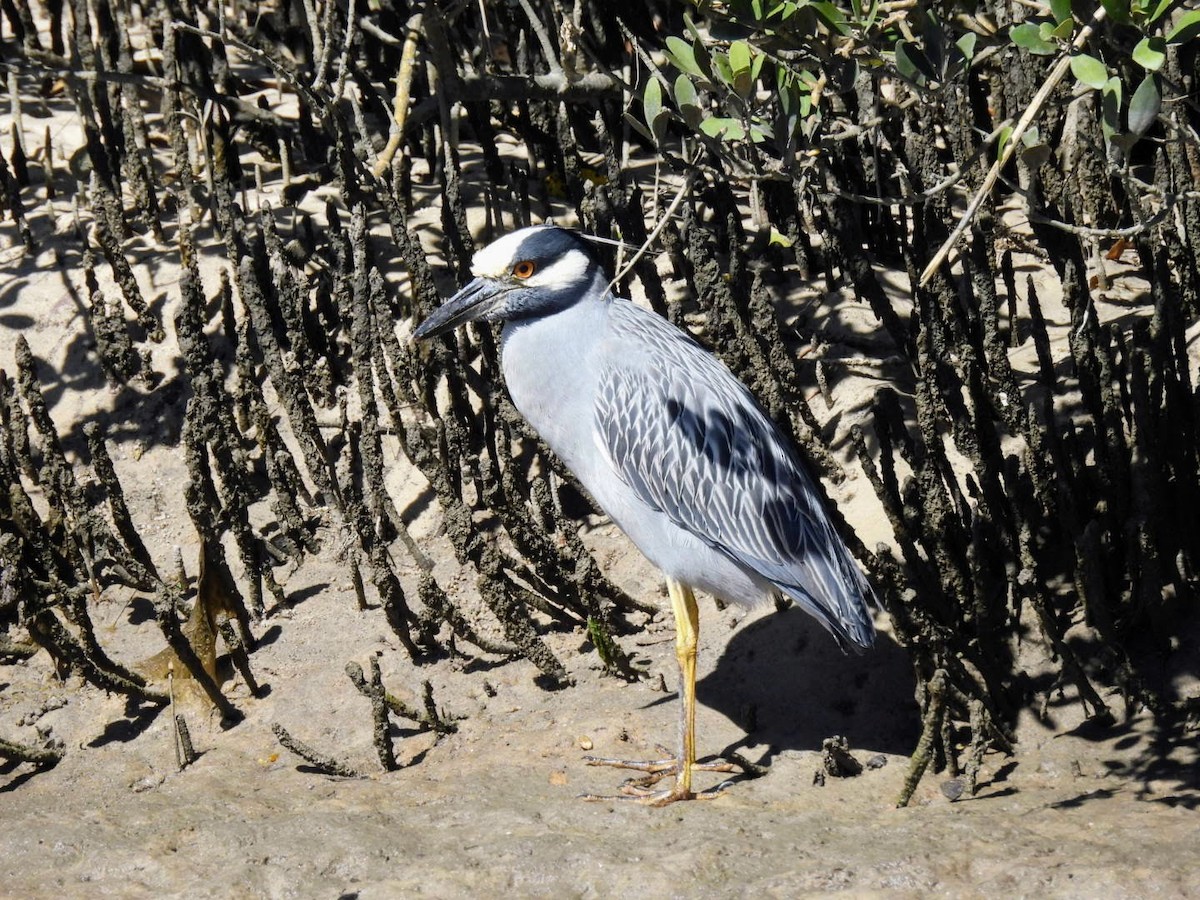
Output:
499,293,611,468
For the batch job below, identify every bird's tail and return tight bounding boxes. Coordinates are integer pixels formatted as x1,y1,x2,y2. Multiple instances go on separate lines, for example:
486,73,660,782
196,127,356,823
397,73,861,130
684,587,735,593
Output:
772,552,876,653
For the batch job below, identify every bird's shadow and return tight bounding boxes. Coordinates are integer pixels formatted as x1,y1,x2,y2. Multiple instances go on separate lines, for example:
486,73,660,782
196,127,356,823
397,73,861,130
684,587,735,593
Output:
697,608,919,762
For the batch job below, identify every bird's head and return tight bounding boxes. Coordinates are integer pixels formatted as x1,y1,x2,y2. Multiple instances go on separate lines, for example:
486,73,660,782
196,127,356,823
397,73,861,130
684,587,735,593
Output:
412,225,605,340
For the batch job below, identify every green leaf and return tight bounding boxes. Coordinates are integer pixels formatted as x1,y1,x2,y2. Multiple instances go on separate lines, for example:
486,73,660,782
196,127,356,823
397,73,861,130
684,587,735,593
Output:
918,10,946,72
729,40,754,98
673,74,697,106
955,32,978,64
895,41,921,83
1070,53,1109,89
1050,0,1072,23
896,41,936,83
812,1,849,33
1020,126,1051,167
861,0,880,29
748,120,774,143
1166,9,1200,42
1100,76,1122,143
770,1,803,21
665,37,703,78
644,77,662,113
622,110,655,144
1132,36,1166,70
1110,132,1141,157
781,93,799,138
1010,22,1057,55
713,51,733,87
1128,73,1161,136
729,40,752,76
691,39,716,84
750,49,766,82
768,227,794,248
1051,18,1074,39
699,117,747,141
997,124,1014,159
643,78,666,144
643,78,672,145
1147,0,1175,22
673,75,703,129
1099,0,1130,24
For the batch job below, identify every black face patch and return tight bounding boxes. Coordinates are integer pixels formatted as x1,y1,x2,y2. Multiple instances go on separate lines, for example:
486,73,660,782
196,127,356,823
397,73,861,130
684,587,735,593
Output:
514,227,602,269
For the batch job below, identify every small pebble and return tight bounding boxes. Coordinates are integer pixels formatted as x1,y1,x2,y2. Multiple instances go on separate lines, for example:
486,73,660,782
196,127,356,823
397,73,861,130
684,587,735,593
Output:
577,736,593,751
18,696,67,726
940,778,965,801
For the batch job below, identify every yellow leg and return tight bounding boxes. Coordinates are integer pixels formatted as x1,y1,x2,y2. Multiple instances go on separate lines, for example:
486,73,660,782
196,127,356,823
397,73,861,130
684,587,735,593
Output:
581,577,739,804
668,577,699,799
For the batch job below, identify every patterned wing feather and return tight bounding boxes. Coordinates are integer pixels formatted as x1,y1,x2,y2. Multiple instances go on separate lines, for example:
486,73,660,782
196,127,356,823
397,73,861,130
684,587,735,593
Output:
595,303,874,649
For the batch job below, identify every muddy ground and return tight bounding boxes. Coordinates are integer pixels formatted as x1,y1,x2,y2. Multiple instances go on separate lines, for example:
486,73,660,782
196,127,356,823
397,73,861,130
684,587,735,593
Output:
3,580,1197,897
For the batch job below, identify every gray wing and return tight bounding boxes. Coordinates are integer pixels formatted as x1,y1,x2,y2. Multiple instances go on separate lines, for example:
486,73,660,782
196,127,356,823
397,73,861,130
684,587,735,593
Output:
595,302,874,649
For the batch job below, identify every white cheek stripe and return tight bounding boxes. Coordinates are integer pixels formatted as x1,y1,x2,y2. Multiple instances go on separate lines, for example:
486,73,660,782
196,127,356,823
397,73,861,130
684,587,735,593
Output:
470,231,590,286
472,230,530,277
526,250,589,287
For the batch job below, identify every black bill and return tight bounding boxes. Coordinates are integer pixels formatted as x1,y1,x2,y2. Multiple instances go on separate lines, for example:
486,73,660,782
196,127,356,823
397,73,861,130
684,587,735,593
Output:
412,278,507,340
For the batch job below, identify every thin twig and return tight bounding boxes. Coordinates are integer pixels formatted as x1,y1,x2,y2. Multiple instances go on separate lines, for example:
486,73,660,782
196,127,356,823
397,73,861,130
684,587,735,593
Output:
516,0,562,76
822,120,1012,208
272,723,364,778
607,170,694,292
311,0,339,91
996,171,1176,239
918,4,1108,286
300,0,326,86
372,13,424,178
0,736,63,768
331,0,359,103
346,659,398,771
175,714,197,768
169,21,322,109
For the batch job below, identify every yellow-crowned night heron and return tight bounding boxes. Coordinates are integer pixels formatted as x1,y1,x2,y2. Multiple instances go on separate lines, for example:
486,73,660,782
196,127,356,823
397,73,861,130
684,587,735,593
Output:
414,224,875,804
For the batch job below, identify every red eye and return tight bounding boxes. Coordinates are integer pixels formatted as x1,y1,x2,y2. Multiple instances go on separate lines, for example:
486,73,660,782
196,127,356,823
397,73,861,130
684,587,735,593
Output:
512,260,537,279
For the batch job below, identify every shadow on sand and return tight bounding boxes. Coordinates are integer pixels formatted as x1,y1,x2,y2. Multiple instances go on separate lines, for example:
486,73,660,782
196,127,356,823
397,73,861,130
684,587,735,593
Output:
698,607,919,763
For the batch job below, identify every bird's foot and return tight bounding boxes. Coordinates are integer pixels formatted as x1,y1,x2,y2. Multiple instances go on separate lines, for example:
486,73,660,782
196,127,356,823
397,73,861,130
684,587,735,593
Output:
580,752,738,805
582,778,735,805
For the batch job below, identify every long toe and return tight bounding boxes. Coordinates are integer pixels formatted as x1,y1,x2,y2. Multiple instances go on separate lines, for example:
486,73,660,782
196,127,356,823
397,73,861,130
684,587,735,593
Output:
583,755,677,774
580,781,734,805
581,754,740,802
